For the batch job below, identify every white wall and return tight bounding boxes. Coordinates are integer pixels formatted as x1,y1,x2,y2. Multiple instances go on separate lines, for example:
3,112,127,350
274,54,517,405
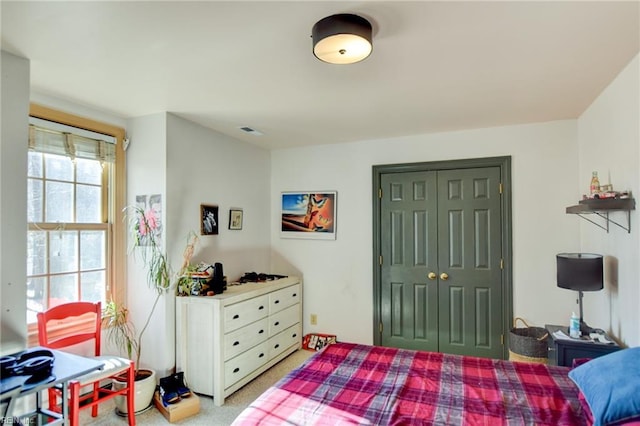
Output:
124,112,272,374
31,92,127,129
165,113,271,280
270,120,582,345
577,53,639,347
125,112,170,374
0,51,29,354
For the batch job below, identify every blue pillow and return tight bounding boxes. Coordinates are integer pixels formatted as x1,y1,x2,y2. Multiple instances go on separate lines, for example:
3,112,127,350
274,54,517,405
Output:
568,346,640,425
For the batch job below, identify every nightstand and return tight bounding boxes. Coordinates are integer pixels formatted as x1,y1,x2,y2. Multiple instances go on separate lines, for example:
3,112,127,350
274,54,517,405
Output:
546,324,620,367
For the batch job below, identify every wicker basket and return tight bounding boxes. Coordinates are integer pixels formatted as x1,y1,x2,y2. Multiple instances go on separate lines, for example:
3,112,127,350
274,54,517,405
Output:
508,317,549,364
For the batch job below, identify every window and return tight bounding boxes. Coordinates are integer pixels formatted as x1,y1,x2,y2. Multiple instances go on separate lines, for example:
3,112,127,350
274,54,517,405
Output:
26,105,126,333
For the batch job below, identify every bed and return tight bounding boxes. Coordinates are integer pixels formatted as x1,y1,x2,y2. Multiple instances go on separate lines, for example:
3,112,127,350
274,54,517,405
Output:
232,342,590,425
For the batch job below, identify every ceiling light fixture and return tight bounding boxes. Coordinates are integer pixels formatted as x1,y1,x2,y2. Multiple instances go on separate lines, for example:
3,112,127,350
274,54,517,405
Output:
312,13,372,65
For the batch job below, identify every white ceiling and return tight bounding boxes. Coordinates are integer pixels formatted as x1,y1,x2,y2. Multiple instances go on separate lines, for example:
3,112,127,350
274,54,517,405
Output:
2,1,639,150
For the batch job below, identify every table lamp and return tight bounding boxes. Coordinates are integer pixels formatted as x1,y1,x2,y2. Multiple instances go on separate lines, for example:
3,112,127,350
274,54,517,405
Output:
556,253,603,336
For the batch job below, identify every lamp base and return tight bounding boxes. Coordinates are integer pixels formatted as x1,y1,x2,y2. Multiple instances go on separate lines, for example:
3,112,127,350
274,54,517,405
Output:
579,320,594,336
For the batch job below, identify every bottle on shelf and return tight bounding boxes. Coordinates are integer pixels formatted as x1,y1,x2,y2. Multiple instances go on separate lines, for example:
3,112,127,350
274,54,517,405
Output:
590,171,600,195
570,312,580,338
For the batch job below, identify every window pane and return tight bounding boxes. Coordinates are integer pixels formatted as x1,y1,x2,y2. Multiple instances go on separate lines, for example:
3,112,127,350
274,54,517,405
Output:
27,178,43,222
76,158,102,185
76,185,101,223
26,276,47,323
49,231,77,274
80,231,105,270
45,181,73,222
44,154,73,181
27,231,47,275
28,152,43,178
81,271,105,304
50,274,78,306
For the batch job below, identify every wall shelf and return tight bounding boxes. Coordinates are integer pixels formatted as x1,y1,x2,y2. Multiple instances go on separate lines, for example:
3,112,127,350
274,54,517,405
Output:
566,198,635,233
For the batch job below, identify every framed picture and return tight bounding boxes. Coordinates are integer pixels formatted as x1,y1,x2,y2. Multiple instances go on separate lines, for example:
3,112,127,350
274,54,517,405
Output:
281,191,337,240
229,209,243,230
134,194,163,247
200,204,219,235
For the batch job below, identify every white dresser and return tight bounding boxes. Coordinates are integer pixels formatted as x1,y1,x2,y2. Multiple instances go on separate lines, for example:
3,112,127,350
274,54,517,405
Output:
175,276,302,406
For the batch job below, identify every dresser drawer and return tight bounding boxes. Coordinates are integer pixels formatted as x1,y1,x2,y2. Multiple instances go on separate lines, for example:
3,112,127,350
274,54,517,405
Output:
269,284,301,314
224,294,269,332
224,341,269,388
224,318,269,361
269,304,299,336
268,324,301,360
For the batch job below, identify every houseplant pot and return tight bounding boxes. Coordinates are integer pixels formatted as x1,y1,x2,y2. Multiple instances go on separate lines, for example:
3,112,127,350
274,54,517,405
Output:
104,300,160,415
113,369,157,415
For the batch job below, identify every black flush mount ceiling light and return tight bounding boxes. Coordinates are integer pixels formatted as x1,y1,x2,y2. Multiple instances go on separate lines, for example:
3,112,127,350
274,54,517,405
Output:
312,13,372,64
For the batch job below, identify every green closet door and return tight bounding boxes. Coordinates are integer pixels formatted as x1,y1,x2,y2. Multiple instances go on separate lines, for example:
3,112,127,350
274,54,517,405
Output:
380,166,503,358
436,167,503,359
380,171,438,351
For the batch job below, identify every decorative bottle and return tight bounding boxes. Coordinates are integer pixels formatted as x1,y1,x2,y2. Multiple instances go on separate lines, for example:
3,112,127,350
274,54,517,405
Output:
590,171,600,195
569,312,580,338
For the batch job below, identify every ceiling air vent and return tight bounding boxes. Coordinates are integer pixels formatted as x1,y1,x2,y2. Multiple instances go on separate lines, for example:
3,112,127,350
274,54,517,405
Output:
238,126,263,136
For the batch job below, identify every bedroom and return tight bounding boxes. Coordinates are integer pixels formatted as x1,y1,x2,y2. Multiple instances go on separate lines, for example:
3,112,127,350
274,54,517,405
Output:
1,1,639,424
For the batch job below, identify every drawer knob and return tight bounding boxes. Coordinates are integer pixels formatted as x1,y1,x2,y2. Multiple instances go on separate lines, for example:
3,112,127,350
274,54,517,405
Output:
233,341,240,346
259,353,264,358
233,367,240,373
274,300,280,304
274,321,280,326
274,344,280,349
293,293,297,297
292,333,297,338
233,314,240,319
259,329,264,334
259,305,264,310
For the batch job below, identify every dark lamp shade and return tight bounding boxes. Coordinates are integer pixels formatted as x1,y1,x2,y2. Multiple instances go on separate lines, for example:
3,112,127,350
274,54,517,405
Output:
556,253,603,291
312,14,372,64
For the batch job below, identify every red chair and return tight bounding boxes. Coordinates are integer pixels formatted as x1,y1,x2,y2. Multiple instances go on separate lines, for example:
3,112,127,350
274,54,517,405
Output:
37,301,135,426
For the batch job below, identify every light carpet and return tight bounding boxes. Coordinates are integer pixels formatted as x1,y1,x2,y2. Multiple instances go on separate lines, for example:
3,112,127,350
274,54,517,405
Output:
80,349,314,425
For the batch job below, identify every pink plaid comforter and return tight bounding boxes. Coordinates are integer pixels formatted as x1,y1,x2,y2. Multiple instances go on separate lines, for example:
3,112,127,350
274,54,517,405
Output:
232,342,588,425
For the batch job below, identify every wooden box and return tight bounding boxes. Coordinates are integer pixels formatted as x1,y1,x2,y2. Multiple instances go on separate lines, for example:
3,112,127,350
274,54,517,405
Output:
154,391,200,423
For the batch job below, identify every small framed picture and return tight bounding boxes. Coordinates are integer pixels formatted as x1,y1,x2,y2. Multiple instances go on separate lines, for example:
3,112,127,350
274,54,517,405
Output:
200,204,219,235
229,209,243,230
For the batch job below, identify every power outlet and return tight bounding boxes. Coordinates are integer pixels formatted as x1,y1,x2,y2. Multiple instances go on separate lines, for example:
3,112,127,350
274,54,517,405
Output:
310,314,317,325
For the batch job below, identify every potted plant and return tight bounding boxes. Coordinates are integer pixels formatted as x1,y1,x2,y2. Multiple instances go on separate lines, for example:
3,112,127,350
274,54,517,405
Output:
176,263,199,297
104,205,198,414
104,301,156,415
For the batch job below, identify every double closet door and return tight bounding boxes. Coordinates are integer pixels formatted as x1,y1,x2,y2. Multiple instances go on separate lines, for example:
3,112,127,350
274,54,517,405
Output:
378,164,506,359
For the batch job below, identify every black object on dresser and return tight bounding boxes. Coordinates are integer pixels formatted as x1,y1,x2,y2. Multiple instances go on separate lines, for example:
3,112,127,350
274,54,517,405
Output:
546,324,620,367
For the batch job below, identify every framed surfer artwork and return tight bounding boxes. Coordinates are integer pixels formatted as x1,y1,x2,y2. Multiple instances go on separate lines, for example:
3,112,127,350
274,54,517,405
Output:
280,191,336,240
